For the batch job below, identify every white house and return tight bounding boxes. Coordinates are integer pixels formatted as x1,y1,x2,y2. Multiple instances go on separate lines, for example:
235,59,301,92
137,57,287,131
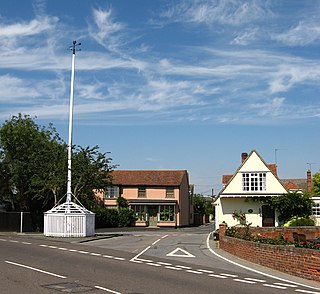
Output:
214,150,317,230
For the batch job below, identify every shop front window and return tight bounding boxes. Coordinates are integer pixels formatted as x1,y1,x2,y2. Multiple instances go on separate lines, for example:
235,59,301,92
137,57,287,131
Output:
132,205,146,221
159,205,175,221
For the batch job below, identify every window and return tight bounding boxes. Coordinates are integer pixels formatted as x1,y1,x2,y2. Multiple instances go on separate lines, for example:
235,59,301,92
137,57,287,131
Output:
132,205,146,221
242,173,266,191
104,186,120,199
138,187,146,198
312,202,320,216
166,187,174,198
159,205,175,221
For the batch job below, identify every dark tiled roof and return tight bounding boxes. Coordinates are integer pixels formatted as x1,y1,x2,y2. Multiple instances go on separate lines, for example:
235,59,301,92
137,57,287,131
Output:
280,179,308,191
110,170,188,186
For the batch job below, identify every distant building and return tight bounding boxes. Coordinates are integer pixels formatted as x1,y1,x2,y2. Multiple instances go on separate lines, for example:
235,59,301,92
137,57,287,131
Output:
96,170,193,227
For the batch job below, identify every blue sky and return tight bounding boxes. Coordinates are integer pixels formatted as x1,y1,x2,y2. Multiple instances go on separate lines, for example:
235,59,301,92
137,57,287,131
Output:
0,0,319,194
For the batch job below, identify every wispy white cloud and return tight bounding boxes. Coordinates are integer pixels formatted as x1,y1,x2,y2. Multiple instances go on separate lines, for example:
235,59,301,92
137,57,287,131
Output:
0,16,58,38
231,28,258,45
0,74,40,101
273,21,320,46
88,7,125,52
157,0,272,26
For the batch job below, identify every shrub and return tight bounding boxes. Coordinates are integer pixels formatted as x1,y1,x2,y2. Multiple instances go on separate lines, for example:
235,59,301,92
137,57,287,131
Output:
118,208,135,227
284,216,316,227
94,208,119,228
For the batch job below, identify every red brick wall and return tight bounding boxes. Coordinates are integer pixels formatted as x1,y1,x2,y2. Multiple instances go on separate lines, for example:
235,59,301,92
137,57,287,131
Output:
219,224,320,282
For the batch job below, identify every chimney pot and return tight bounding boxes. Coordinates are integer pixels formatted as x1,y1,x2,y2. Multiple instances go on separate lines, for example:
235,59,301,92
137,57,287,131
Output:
241,152,248,163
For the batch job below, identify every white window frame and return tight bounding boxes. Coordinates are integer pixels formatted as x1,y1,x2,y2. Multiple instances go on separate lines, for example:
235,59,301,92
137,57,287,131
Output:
104,186,120,199
312,202,320,216
242,173,266,191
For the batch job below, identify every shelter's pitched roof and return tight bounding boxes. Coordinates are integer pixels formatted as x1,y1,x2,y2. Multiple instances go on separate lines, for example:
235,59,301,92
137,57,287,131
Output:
110,170,188,186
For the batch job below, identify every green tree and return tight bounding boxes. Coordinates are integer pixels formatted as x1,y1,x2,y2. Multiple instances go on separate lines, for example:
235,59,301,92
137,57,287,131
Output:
0,114,115,229
312,172,320,195
269,191,314,223
0,114,61,212
116,195,129,209
71,145,116,209
193,194,213,215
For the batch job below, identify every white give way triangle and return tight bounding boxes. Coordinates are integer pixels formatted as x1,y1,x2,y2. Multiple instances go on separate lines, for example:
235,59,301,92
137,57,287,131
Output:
166,247,195,258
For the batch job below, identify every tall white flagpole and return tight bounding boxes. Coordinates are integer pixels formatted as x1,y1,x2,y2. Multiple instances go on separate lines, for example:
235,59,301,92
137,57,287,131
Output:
67,41,81,203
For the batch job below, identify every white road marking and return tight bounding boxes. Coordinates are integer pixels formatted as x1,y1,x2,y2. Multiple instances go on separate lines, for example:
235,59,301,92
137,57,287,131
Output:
165,266,182,271
263,284,287,289
130,245,151,262
95,285,121,294
186,270,203,275
274,283,298,288
40,244,48,247
9,240,19,243
58,247,68,251
220,273,238,277
295,290,320,294
49,246,57,249
134,258,153,263
206,233,320,291
5,260,66,279
166,247,195,258
90,253,101,256
152,239,161,245
175,265,191,269
209,274,228,279
156,262,172,266
130,260,142,264
113,257,125,261
234,279,256,284
0,238,7,241
197,269,214,274
103,255,114,258
68,249,78,252
244,277,266,282
146,263,162,267
78,251,89,254
22,242,31,245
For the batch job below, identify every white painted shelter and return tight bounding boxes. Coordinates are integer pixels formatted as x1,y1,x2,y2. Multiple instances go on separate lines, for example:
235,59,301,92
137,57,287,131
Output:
44,200,95,237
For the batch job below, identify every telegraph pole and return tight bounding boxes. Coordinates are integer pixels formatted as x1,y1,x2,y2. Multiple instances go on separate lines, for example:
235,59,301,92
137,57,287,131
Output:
66,41,81,203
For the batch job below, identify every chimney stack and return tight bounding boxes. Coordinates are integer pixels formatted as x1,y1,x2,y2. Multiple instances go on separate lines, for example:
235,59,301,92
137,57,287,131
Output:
307,170,312,192
241,152,248,163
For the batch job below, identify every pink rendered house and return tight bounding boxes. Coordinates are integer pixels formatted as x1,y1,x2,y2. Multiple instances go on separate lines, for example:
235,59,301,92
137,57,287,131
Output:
96,170,193,227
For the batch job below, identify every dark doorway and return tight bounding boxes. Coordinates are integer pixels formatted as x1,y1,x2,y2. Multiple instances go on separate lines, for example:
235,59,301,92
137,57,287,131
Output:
262,205,275,227
148,205,158,227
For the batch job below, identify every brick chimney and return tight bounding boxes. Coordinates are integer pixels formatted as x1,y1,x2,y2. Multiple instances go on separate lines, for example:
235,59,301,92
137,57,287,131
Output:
307,170,312,192
241,152,248,163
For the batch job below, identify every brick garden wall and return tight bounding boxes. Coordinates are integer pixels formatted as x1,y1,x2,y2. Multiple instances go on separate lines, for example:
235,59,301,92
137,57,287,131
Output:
219,224,320,282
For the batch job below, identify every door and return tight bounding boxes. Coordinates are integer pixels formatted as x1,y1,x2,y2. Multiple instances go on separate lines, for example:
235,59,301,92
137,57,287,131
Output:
148,206,158,227
262,205,275,227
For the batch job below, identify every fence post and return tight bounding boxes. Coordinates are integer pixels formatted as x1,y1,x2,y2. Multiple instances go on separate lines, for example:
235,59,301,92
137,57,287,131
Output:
20,212,23,233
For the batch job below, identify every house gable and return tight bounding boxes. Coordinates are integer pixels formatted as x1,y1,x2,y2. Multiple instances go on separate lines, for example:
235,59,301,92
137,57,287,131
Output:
220,150,287,197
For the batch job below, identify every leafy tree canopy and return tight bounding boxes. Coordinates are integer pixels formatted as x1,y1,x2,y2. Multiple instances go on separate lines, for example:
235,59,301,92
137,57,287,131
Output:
268,191,314,223
312,172,320,195
0,114,115,229
193,194,213,215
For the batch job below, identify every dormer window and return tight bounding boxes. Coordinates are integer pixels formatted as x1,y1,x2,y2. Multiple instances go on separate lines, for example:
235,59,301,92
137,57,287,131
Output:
242,173,266,191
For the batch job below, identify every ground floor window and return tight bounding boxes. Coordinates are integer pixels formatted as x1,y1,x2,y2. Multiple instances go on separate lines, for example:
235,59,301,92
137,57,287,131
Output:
132,205,146,221
312,202,320,216
159,205,175,221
